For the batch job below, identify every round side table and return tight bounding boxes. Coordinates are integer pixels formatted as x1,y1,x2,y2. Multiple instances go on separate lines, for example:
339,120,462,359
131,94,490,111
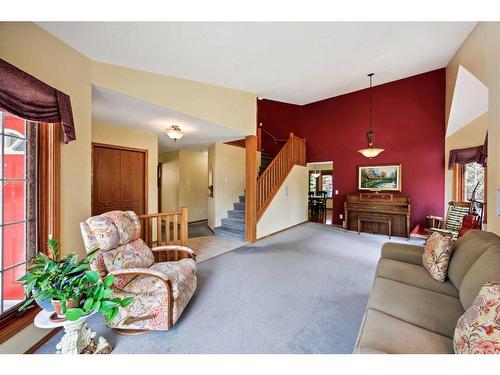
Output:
34,310,112,354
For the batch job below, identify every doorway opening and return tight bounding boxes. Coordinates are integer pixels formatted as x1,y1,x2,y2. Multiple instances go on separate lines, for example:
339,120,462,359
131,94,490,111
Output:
307,161,334,224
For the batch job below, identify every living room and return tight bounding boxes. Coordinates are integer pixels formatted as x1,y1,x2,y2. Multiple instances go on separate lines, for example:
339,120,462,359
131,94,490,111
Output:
1,1,500,373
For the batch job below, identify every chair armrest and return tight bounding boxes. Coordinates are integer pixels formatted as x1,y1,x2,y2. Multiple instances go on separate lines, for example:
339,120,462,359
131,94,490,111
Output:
109,268,173,295
109,268,175,329
152,245,196,260
381,242,424,266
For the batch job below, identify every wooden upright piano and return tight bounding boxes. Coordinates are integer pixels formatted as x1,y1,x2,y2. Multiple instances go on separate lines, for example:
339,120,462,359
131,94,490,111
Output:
344,192,410,239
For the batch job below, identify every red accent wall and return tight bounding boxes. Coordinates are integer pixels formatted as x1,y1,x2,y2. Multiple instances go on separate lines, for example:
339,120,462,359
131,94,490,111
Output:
257,69,446,228
257,99,302,157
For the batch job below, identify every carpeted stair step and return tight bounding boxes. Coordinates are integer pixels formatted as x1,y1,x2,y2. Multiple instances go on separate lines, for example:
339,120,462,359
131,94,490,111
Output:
233,202,245,211
221,217,245,231
228,209,245,219
258,153,274,176
214,226,245,241
239,195,245,203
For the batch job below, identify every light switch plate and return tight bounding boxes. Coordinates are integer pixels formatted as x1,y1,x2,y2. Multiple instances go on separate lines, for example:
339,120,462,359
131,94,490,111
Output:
497,189,500,216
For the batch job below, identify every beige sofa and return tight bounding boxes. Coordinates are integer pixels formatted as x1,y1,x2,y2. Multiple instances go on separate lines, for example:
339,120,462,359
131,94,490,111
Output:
354,230,500,354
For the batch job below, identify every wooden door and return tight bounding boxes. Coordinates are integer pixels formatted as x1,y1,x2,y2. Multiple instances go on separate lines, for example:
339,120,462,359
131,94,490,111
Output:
92,144,147,216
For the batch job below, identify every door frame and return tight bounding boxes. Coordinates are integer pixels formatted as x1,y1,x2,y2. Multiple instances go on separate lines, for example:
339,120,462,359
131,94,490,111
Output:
91,142,149,216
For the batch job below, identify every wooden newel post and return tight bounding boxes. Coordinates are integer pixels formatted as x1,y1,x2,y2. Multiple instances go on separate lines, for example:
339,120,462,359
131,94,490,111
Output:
180,207,188,246
257,126,262,152
245,135,257,242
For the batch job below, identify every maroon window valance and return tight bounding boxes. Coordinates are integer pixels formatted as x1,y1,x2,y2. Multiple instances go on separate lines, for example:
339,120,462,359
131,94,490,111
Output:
0,58,76,143
448,132,488,170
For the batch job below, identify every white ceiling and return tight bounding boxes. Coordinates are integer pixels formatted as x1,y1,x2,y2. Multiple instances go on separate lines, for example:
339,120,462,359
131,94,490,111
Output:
446,65,488,137
92,85,245,152
38,22,476,105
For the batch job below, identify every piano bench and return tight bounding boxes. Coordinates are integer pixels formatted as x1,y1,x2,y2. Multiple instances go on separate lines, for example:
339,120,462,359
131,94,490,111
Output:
358,215,392,239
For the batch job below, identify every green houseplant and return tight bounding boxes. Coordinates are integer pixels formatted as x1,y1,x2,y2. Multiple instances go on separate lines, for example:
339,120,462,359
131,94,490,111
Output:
18,239,133,321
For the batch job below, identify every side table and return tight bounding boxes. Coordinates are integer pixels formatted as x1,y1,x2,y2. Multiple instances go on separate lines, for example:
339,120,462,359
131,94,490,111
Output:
34,310,112,354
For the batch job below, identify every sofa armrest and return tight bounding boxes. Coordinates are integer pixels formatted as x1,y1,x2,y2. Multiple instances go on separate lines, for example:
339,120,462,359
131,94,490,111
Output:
381,242,424,266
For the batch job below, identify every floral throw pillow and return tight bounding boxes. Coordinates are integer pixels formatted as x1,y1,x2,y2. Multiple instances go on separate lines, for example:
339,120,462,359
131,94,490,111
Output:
454,282,500,354
422,232,453,282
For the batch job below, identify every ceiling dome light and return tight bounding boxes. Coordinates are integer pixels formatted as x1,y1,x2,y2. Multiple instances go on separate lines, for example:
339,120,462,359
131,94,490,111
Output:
166,125,183,142
358,73,385,159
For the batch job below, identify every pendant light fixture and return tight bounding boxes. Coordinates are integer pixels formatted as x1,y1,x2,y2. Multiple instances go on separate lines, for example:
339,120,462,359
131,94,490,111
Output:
311,165,321,178
165,125,184,142
358,73,385,158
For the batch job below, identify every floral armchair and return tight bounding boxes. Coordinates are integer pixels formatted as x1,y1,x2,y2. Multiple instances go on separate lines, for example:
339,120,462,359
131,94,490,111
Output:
80,210,197,332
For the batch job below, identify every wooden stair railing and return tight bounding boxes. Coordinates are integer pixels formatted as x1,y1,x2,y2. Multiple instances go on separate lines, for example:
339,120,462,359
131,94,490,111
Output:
138,207,189,261
256,132,306,220
225,124,288,152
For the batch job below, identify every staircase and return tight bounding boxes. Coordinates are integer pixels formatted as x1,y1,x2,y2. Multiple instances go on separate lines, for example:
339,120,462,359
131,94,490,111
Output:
259,152,273,177
216,132,306,242
257,133,306,220
214,195,246,241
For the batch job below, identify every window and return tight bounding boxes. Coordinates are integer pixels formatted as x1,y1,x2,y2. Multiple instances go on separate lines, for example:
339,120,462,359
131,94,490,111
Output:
321,174,333,198
309,170,333,198
463,163,485,202
309,173,317,192
0,110,59,342
453,162,487,222
0,112,38,317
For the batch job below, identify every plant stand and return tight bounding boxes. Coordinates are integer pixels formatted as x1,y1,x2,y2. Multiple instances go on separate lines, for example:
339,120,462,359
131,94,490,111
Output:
34,310,112,354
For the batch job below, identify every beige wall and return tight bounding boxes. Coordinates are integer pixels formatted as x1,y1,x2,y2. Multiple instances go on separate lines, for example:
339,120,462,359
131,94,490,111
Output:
179,149,209,222
92,121,159,215
0,22,92,255
91,61,257,136
0,22,92,354
208,143,246,230
159,151,180,212
159,149,208,222
257,165,308,238
445,23,500,233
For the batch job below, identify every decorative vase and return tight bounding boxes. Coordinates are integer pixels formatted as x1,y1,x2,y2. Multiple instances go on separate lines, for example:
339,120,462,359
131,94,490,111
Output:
51,298,79,318
35,295,55,312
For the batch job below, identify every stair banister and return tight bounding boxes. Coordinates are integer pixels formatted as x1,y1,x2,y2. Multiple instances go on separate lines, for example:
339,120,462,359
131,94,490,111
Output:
255,132,306,220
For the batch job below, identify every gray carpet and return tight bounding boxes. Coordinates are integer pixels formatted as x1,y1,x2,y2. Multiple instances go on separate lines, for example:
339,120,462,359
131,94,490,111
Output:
188,220,213,238
37,223,420,354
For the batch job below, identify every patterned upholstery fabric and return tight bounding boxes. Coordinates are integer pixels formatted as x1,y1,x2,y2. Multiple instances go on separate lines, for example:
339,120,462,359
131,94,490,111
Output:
122,259,197,298
454,282,500,354
109,259,198,329
422,232,453,282
80,210,197,331
445,205,470,233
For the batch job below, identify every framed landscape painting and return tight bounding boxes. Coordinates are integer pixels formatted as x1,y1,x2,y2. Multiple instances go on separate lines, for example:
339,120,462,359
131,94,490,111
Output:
358,164,402,191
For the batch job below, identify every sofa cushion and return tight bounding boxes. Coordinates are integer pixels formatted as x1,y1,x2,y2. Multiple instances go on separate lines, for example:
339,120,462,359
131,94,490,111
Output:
422,232,453,282
381,242,424,266
376,258,458,297
459,246,500,310
368,277,464,338
355,308,454,354
454,282,500,354
448,230,500,290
